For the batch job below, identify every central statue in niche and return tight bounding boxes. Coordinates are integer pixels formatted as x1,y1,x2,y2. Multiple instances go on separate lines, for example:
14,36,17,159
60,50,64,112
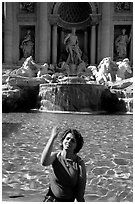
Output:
63,27,86,75
64,28,82,64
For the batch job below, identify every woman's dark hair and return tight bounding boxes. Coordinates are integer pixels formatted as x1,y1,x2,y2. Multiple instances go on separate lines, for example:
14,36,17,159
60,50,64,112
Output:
60,128,84,153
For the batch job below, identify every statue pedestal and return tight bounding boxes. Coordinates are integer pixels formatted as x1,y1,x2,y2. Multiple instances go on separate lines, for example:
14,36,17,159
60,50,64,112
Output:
69,61,86,76
69,64,77,76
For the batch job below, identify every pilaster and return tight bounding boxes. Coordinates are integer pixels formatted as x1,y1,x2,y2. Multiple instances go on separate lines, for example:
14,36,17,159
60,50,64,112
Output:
90,25,96,64
38,2,48,62
84,30,88,55
100,2,113,59
52,25,58,64
4,2,13,63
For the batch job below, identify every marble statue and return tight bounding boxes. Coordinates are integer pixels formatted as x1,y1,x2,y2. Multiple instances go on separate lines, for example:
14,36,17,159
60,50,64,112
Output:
64,28,82,65
116,58,132,80
115,28,131,59
8,56,38,78
20,30,34,58
96,57,132,83
90,65,108,85
31,60,49,77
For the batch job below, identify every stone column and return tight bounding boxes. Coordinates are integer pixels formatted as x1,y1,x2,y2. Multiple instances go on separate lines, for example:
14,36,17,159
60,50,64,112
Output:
52,24,57,64
129,26,133,64
97,24,101,63
100,2,112,59
90,25,96,64
130,38,133,65
84,30,88,55
47,22,51,63
4,2,13,63
38,2,48,63
60,30,64,53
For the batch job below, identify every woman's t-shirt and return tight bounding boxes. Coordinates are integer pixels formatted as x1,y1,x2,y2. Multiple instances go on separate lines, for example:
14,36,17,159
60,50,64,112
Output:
50,152,80,200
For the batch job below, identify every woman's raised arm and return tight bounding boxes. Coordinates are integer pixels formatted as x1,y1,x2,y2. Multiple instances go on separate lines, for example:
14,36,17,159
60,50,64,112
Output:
41,126,59,166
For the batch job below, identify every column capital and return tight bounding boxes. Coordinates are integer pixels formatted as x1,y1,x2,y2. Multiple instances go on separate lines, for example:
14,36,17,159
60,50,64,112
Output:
48,14,59,25
90,14,101,25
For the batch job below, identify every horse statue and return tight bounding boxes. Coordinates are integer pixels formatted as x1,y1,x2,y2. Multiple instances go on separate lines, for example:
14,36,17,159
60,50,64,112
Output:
116,58,132,81
97,57,116,81
90,65,108,85
97,57,132,82
8,56,39,78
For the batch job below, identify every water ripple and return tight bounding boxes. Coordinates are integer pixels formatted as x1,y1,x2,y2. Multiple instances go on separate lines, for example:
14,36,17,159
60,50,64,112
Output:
2,113,133,202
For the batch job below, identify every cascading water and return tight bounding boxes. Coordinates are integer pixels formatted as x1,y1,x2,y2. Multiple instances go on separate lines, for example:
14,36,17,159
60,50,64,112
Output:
110,77,133,114
38,77,128,113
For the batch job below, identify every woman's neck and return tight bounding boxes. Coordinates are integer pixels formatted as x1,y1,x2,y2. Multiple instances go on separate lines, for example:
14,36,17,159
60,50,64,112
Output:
61,149,76,160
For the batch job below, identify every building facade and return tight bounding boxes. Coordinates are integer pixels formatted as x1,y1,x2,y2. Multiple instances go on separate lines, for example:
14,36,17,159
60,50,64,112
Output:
2,2,133,65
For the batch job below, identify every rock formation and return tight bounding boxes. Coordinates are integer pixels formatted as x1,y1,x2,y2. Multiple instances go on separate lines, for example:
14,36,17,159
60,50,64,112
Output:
2,56,133,113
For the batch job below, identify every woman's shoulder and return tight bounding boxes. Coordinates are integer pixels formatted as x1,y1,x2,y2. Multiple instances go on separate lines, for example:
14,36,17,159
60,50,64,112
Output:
52,151,60,158
76,156,86,176
76,155,85,166
53,151,62,161
50,151,60,165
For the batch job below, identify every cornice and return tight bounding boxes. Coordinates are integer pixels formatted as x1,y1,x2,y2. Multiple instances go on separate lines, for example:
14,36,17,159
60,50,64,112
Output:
113,15,133,22
17,14,37,22
48,13,101,29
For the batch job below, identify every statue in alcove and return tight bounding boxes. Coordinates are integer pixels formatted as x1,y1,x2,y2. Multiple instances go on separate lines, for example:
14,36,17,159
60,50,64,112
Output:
115,28,132,59
20,30,34,59
64,28,83,65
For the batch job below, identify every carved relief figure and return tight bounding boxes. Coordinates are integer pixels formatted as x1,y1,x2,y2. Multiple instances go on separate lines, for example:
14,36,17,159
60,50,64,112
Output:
20,30,34,58
115,28,131,59
20,3,35,13
114,2,132,12
64,28,82,64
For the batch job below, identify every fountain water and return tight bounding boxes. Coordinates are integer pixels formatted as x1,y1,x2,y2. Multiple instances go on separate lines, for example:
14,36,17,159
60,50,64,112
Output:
38,29,131,114
2,29,133,114
39,82,108,112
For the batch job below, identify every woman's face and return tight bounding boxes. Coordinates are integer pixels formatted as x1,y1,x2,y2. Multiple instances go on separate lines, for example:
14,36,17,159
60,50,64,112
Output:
62,132,77,153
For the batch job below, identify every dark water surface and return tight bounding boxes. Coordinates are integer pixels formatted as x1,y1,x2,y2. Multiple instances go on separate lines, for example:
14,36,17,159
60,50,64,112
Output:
2,112,133,202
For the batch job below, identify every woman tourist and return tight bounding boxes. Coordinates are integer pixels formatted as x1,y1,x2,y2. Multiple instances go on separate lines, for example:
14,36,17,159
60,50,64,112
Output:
41,126,86,202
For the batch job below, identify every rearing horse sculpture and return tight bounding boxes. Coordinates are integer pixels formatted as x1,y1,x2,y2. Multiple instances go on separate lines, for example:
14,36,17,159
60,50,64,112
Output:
97,57,132,82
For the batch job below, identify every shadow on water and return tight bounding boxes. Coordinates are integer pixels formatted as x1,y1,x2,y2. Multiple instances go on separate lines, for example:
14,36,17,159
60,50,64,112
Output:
2,122,22,139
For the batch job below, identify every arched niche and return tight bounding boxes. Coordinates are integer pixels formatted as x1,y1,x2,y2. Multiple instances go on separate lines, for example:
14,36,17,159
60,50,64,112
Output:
49,2,101,30
49,2,101,64
53,2,98,15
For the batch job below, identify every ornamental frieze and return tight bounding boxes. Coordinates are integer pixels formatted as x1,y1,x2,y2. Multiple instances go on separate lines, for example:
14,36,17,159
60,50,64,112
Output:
114,2,132,13
19,2,35,13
